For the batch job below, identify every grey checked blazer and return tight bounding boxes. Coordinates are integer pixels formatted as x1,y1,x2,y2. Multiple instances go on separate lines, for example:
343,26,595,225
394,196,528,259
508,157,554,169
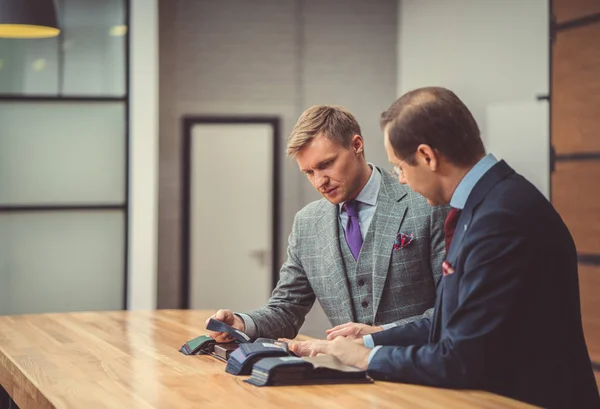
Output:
246,168,449,339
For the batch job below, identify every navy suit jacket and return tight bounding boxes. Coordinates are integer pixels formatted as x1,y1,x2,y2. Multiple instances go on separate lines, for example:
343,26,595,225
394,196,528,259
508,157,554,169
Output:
368,161,600,408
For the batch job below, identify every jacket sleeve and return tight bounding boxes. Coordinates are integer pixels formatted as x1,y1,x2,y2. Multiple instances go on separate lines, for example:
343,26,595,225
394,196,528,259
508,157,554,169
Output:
373,317,431,347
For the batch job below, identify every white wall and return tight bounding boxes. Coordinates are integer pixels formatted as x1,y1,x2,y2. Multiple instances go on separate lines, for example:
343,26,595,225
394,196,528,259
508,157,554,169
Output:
397,0,550,197
128,0,159,309
299,0,398,203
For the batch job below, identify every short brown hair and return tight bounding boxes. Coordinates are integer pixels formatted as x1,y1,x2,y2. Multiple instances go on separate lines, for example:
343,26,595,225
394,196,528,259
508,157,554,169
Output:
287,105,362,156
380,87,485,167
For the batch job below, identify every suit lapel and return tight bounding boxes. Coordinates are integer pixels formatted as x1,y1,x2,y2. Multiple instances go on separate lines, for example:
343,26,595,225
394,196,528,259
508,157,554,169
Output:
430,210,468,342
315,201,355,323
430,160,516,342
446,211,469,264
447,160,515,265
372,170,409,316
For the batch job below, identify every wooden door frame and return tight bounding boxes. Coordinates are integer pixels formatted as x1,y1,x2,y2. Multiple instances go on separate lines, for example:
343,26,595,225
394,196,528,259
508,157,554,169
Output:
180,116,281,309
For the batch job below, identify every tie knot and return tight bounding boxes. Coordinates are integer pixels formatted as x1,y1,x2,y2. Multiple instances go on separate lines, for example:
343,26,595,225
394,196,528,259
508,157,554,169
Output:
344,200,360,217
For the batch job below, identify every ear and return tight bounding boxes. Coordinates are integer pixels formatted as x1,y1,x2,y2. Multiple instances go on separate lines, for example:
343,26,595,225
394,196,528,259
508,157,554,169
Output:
416,144,439,171
350,134,364,155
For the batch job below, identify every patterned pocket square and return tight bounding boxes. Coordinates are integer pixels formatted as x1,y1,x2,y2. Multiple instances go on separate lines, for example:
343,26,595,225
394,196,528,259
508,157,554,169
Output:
393,232,414,250
442,260,455,276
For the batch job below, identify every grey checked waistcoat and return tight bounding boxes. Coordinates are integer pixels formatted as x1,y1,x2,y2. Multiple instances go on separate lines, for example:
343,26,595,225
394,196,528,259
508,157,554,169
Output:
338,212,378,326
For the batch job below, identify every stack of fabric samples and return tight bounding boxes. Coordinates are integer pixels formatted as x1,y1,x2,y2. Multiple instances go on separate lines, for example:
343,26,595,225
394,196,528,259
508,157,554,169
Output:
225,342,292,375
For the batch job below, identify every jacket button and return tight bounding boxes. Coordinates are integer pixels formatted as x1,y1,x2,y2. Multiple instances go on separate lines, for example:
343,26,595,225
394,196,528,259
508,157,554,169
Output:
358,279,365,286
361,301,369,308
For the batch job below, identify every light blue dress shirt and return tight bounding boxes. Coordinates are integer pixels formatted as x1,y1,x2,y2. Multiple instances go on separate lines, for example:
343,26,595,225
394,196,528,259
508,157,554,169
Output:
363,154,498,362
238,164,383,338
449,153,498,210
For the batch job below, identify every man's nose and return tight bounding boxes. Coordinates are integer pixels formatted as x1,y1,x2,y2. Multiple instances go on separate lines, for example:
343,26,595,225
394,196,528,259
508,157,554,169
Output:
315,171,328,189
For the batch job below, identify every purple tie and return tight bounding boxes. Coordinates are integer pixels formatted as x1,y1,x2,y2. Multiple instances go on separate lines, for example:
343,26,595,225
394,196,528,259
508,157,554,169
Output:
344,200,363,260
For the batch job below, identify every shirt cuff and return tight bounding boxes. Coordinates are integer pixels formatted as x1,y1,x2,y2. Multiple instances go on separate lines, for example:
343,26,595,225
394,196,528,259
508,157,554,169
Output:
363,334,375,349
381,322,397,330
235,313,257,339
368,346,383,364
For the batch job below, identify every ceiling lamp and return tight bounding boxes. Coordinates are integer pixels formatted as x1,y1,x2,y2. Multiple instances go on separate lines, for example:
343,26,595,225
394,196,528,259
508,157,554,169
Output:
0,0,60,38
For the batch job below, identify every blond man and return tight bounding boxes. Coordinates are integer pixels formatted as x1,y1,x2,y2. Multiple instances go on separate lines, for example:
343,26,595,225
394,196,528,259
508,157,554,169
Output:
208,106,448,340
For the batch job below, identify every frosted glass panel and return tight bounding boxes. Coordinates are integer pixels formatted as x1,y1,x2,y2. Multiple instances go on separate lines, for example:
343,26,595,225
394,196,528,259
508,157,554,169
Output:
0,38,60,95
0,211,124,315
0,102,125,205
60,0,126,96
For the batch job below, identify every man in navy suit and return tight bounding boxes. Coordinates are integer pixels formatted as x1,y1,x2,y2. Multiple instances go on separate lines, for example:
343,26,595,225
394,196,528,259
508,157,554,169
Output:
287,87,600,408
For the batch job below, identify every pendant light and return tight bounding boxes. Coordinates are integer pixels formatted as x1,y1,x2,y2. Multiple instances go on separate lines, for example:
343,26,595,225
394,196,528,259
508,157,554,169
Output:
0,0,60,39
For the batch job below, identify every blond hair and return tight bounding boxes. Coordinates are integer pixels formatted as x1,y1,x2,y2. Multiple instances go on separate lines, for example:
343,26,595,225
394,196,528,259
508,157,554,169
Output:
287,105,362,156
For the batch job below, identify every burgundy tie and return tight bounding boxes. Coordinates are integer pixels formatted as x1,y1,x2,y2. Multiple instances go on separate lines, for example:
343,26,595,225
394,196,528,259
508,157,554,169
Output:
444,207,462,252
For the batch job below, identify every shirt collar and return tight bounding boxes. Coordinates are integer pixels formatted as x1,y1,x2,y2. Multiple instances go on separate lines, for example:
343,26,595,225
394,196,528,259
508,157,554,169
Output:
339,163,381,211
450,153,498,210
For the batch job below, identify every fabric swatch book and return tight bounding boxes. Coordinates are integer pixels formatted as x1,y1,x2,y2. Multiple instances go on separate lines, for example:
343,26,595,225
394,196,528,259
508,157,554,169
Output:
245,355,373,386
179,319,293,363
179,335,217,356
225,342,291,375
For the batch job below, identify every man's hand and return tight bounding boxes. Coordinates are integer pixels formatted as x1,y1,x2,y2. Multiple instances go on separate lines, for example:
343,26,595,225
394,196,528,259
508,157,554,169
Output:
282,337,371,370
205,309,246,343
326,322,384,340
282,339,329,357
328,337,371,370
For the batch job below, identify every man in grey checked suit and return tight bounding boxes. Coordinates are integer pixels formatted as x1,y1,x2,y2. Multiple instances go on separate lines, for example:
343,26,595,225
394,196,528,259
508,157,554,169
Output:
208,105,448,341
